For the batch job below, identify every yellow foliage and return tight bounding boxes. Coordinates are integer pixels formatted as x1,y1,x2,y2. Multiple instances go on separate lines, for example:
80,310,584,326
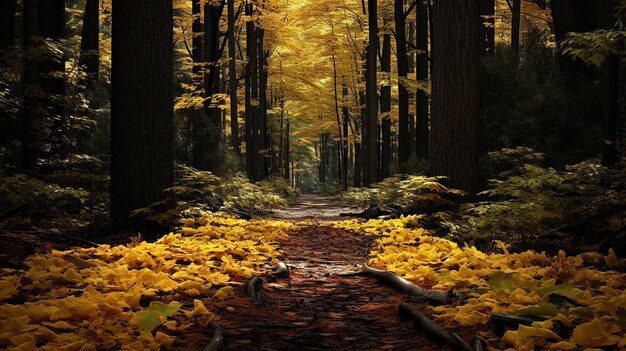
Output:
332,216,626,350
0,217,296,350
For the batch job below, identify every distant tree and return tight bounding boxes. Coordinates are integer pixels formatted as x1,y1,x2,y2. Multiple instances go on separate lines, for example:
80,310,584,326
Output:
364,0,379,186
511,0,521,60
394,0,410,167
415,0,429,160
380,30,391,179
110,0,174,226
431,0,480,196
228,0,239,155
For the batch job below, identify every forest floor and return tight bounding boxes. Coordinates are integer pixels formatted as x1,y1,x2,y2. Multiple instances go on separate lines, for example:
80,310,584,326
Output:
186,196,459,350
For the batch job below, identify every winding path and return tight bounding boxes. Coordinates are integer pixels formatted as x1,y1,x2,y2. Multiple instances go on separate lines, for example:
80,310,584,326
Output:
202,195,453,350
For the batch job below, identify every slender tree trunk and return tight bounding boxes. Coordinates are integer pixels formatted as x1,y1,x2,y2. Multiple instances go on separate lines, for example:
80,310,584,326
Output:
249,15,259,181
511,0,521,61
380,32,391,179
258,28,268,180
110,0,174,226
79,0,99,87
320,134,327,183
365,0,379,186
416,0,429,160
202,1,224,171
284,115,290,181
395,0,410,167
228,0,239,155
332,54,345,186
342,84,349,190
21,0,38,171
245,1,254,179
431,0,480,196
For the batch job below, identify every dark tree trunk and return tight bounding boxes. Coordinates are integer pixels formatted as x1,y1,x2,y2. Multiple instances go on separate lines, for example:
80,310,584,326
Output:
365,0,379,186
110,0,174,226
200,1,224,171
320,134,327,183
228,0,239,155
354,141,361,187
381,32,391,179
597,0,619,167
332,54,345,186
258,28,268,180
479,0,495,56
342,84,349,190
249,15,260,181
431,0,480,196
511,0,521,61
415,0,429,160
79,0,99,87
395,0,410,167
245,1,254,179
284,116,290,181
0,0,16,51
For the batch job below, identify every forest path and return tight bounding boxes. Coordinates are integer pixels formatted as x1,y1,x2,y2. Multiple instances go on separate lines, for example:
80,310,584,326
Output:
269,193,363,220
213,224,450,351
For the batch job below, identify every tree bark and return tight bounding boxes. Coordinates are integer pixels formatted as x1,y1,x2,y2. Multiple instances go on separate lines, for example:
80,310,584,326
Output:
79,0,100,87
365,0,379,186
511,0,521,61
110,0,174,226
431,0,480,196
416,0,429,160
381,32,391,179
395,0,410,167
258,28,268,180
342,84,349,190
201,1,224,171
245,1,254,179
228,0,239,156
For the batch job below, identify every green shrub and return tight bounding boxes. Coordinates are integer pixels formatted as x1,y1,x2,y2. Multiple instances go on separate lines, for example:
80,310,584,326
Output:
0,174,89,217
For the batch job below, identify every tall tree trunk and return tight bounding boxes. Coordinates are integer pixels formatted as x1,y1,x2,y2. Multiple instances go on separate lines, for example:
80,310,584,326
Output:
332,53,345,185
245,1,254,179
394,0,410,167
21,0,38,171
79,0,99,87
0,0,16,51
190,0,204,169
415,0,429,160
365,0,379,186
380,32,391,179
431,0,480,196
249,12,259,181
320,133,327,183
228,0,239,155
110,0,174,226
511,0,521,61
258,28,268,180
201,1,224,171
284,115,290,181
597,0,619,167
342,84,349,190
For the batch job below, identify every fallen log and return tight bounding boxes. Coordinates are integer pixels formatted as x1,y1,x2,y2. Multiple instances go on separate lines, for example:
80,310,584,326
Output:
490,312,539,336
270,261,289,278
355,264,453,304
471,337,485,351
245,276,263,304
202,321,224,351
399,303,473,351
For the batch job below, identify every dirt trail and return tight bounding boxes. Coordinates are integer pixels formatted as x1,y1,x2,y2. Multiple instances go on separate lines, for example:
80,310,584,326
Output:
269,193,363,220
213,224,452,350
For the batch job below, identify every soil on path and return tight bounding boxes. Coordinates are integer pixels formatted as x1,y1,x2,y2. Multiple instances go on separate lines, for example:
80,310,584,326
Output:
269,193,363,220
189,224,456,351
